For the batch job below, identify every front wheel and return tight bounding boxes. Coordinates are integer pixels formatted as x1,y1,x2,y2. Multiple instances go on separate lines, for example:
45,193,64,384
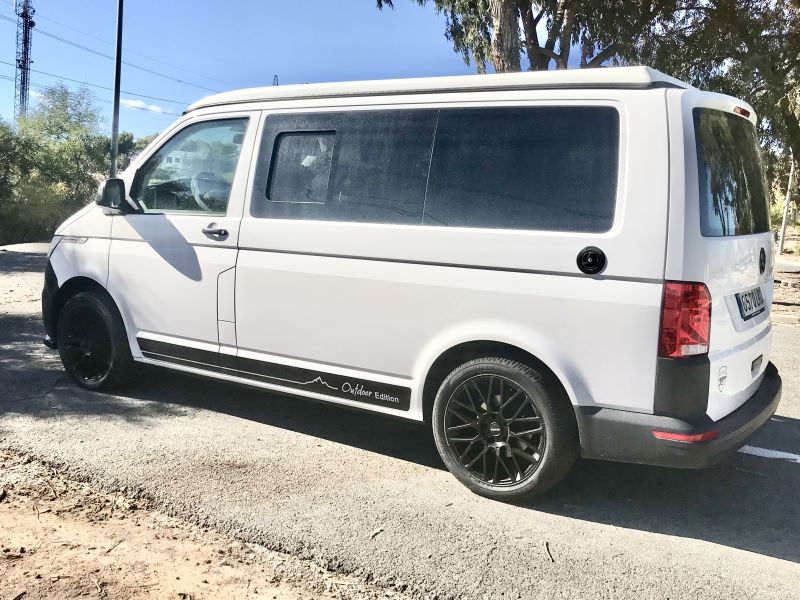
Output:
432,357,578,501
57,291,133,391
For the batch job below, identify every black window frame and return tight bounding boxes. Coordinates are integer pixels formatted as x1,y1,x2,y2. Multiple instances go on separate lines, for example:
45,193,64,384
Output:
250,105,621,233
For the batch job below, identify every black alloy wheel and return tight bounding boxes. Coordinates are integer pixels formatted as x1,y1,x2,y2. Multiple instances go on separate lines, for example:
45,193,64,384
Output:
57,291,134,391
61,306,113,384
432,357,578,501
443,374,545,486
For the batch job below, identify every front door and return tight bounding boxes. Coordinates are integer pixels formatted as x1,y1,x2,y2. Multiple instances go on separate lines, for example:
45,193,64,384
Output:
108,114,256,369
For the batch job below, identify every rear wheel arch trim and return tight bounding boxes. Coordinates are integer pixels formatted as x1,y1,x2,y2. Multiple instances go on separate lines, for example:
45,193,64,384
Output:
418,338,580,424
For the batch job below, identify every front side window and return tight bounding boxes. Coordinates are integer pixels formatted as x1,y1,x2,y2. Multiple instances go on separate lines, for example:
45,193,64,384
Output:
132,118,248,214
693,108,769,237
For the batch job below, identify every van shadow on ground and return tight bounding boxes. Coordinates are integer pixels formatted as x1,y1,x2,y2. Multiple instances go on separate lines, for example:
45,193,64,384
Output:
2,251,799,566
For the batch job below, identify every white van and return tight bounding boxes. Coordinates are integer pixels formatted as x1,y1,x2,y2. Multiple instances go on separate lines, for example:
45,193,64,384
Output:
43,66,782,500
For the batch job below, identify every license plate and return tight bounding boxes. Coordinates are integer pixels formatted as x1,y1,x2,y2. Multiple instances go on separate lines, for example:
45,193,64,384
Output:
736,286,765,321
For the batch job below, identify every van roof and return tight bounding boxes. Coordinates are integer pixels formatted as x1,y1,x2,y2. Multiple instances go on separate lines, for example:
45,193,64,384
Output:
187,66,692,112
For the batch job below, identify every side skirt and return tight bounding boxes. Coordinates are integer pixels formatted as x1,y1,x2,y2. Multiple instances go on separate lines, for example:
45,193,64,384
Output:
136,337,412,413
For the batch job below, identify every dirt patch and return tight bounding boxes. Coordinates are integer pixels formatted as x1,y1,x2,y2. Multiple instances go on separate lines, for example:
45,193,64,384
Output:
0,449,408,600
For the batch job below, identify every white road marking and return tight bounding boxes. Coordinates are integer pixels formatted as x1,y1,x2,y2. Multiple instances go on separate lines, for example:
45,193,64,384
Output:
738,445,800,463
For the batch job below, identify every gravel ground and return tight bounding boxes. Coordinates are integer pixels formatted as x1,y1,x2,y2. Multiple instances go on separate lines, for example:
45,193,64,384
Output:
0,448,410,600
1,248,799,600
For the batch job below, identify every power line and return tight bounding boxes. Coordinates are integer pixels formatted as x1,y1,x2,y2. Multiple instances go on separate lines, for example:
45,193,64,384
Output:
0,13,221,93
0,0,233,88
36,10,233,88
0,58,190,105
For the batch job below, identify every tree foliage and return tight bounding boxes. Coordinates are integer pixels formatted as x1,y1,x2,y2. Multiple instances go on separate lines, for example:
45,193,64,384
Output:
377,0,800,209
0,84,153,245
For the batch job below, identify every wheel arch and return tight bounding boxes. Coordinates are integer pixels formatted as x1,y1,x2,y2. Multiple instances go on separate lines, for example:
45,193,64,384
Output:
419,339,578,425
45,275,120,343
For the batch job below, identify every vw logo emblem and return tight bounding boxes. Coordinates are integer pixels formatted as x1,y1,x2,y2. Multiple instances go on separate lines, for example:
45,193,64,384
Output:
759,248,766,275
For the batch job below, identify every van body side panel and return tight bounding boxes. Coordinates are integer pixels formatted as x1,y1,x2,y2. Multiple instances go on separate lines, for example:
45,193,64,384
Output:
665,90,773,422
234,251,662,419
235,91,670,418
49,204,112,288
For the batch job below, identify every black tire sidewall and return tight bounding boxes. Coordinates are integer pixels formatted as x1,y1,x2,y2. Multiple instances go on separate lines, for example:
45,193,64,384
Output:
57,291,132,391
432,358,577,501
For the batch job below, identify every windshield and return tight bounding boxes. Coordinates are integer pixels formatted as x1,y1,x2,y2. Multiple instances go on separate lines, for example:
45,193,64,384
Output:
693,108,769,237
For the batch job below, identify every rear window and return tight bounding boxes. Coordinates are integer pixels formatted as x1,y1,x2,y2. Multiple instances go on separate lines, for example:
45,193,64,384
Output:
693,108,769,237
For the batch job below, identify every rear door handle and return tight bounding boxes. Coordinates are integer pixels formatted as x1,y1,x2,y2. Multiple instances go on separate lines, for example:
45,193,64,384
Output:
202,224,228,239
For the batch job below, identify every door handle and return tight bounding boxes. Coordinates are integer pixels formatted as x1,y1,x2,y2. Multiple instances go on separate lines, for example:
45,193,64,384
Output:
202,224,228,239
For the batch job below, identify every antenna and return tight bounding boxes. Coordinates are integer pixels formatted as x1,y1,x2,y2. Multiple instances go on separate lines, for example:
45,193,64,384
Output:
14,0,35,120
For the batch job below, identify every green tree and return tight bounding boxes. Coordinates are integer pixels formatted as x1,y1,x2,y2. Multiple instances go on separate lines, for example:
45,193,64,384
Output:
1,85,105,244
377,0,800,215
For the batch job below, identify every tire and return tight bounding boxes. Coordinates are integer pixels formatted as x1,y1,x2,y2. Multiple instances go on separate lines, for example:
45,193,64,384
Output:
57,291,134,391
431,357,578,501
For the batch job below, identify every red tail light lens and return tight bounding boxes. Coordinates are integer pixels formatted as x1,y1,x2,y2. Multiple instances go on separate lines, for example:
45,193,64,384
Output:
658,282,711,358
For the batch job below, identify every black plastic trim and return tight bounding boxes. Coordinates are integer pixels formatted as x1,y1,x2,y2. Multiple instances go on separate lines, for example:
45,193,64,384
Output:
576,362,781,468
41,261,59,344
136,337,411,411
653,354,710,420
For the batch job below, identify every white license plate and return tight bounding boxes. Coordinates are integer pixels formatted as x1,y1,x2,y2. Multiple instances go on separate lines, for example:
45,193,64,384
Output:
736,286,765,321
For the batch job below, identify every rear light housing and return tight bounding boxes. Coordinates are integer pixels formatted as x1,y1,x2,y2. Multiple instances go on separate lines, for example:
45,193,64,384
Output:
658,281,711,358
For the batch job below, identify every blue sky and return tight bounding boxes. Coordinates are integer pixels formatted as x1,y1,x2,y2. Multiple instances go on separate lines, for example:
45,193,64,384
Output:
0,0,477,138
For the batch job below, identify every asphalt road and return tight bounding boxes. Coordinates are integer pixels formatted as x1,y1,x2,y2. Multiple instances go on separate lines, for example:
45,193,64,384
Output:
1,247,799,600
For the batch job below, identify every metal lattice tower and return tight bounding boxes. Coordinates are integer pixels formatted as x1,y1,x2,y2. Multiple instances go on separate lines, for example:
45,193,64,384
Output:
14,0,35,120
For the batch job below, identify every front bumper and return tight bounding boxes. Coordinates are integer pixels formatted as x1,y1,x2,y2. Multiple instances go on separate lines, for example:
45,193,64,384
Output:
576,362,782,468
42,260,59,346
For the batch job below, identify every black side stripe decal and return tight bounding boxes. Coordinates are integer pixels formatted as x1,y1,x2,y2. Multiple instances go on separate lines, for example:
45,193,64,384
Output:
137,338,411,411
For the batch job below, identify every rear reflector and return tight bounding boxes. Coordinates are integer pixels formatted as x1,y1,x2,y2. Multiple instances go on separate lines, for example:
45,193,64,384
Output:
733,106,751,118
652,429,719,443
658,282,711,358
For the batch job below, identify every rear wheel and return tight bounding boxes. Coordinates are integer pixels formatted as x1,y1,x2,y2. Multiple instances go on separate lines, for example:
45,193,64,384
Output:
431,357,578,501
57,291,133,391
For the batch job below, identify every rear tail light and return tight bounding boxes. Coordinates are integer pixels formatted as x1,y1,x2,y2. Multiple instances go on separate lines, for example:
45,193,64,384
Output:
658,282,711,358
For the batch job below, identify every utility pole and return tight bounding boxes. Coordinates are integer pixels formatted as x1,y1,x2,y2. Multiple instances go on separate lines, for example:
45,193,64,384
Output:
14,0,35,121
110,0,123,178
779,150,795,255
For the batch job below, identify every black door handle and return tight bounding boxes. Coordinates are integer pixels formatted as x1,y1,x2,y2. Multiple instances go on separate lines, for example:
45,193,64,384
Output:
202,225,228,239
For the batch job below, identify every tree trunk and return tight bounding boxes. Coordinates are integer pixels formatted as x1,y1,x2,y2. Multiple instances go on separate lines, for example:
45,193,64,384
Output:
556,8,575,69
490,0,521,73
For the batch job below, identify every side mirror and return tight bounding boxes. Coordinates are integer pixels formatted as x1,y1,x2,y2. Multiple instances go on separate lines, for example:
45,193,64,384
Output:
96,178,126,210
96,178,142,214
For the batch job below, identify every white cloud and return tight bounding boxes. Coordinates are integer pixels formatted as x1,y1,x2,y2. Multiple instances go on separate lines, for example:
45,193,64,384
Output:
120,98,174,115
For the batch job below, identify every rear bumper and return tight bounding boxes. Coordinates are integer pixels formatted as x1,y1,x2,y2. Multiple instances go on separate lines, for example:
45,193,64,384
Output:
576,362,782,468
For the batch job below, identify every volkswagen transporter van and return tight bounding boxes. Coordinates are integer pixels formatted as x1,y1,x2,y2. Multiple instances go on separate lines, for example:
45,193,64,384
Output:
42,67,782,500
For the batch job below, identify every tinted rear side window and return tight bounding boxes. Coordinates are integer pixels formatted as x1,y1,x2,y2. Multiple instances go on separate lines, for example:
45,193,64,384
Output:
423,107,619,232
693,108,769,237
253,110,437,224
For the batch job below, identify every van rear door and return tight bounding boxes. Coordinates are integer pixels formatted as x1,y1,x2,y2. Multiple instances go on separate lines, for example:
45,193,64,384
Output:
666,92,773,422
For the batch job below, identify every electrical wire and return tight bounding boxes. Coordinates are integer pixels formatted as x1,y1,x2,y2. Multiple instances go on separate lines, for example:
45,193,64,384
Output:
0,58,190,105
0,13,221,93
0,0,234,87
